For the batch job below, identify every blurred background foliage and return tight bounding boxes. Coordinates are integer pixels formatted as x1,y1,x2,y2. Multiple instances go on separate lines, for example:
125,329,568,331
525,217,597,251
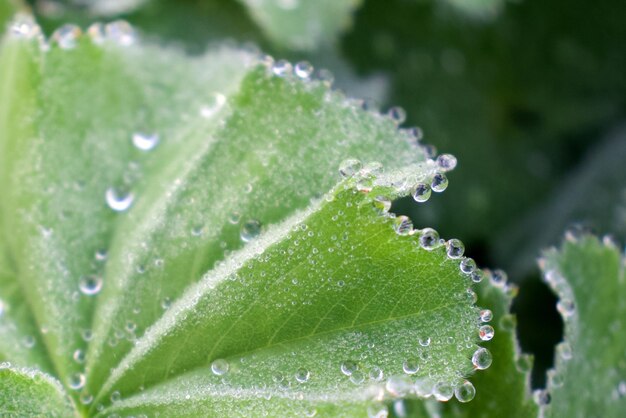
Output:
5,0,625,390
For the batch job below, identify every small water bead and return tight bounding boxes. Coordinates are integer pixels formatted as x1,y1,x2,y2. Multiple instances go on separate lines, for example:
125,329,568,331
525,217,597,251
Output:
466,289,478,304
369,367,384,381
105,21,136,46
393,216,413,236
240,219,262,242
367,404,389,418
418,336,431,347
349,370,365,385
211,359,229,376
11,17,42,39
556,298,576,317
339,159,362,178
52,24,81,49
479,325,495,341
446,239,464,259
80,392,93,405
419,228,439,250
132,132,159,151
490,269,507,286
95,249,108,262
431,173,448,193
105,187,134,212
454,380,476,403
81,329,93,342
294,61,314,79
73,349,85,364
412,183,431,203
317,68,334,86
340,360,358,376
617,381,626,397
472,348,493,370
385,375,412,397
295,368,310,383
200,93,226,118
0,300,4,317
402,359,419,375
86,22,104,44
479,309,493,323
459,258,476,274
533,389,551,406
432,382,454,401
68,373,85,390
436,154,457,172
388,106,407,125
470,269,485,283
547,369,564,388
373,196,392,214
272,59,292,77
414,377,435,398
556,342,572,361
79,275,103,296
110,391,121,403
23,336,35,348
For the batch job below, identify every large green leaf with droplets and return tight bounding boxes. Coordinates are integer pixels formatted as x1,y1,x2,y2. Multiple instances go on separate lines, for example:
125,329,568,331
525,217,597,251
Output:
0,365,75,417
0,17,495,416
539,234,626,417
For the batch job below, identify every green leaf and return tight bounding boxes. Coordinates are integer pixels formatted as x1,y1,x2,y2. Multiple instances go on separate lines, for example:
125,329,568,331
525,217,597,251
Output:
94,174,483,414
539,234,626,416
0,16,492,416
237,0,362,51
442,275,538,417
0,364,75,417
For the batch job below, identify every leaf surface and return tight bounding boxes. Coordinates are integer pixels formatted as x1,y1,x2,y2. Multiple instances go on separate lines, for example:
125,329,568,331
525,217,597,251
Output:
540,234,626,417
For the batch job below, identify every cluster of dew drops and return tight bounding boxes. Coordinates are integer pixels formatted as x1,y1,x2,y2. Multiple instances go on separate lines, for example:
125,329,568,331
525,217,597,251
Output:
7,16,508,412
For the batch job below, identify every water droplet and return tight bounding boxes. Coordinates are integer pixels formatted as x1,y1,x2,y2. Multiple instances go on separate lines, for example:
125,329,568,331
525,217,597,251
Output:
294,61,314,79
0,300,4,318
23,336,35,348
373,196,391,214
617,381,626,397
339,159,362,178
446,239,464,259
479,325,495,341
79,275,103,296
433,382,454,401
414,377,435,398
470,269,485,283
317,68,334,86
161,297,172,310
547,369,564,388
367,404,388,418
386,375,412,397
419,228,439,250
200,93,226,118
80,392,93,405
412,183,431,203
454,380,476,403
73,349,85,364
436,154,457,172
402,359,419,375
349,370,365,385
81,329,93,342
10,16,42,39
105,187,134,212
533,389,551,406
479,309,493,323
132,132,159,151
418,337,431,347
460,257,476,274
388,106,406,124
490,269,507,287
272,59,292,77
340,360,358,376
105,21,136,46
86,23,104,44
556,298,576,318
110,391,121,403
95,249,108,262
472,348,492,370
295,368,310,383
211,359,229,376
393,216,413,236
68,373,85,390
52,24,81,49
369,367,384,381
431,173,448,192
556,341,572,361
240,220,262,242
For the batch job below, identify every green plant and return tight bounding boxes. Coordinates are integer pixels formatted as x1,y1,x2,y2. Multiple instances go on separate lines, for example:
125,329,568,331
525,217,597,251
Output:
0,1,624,417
